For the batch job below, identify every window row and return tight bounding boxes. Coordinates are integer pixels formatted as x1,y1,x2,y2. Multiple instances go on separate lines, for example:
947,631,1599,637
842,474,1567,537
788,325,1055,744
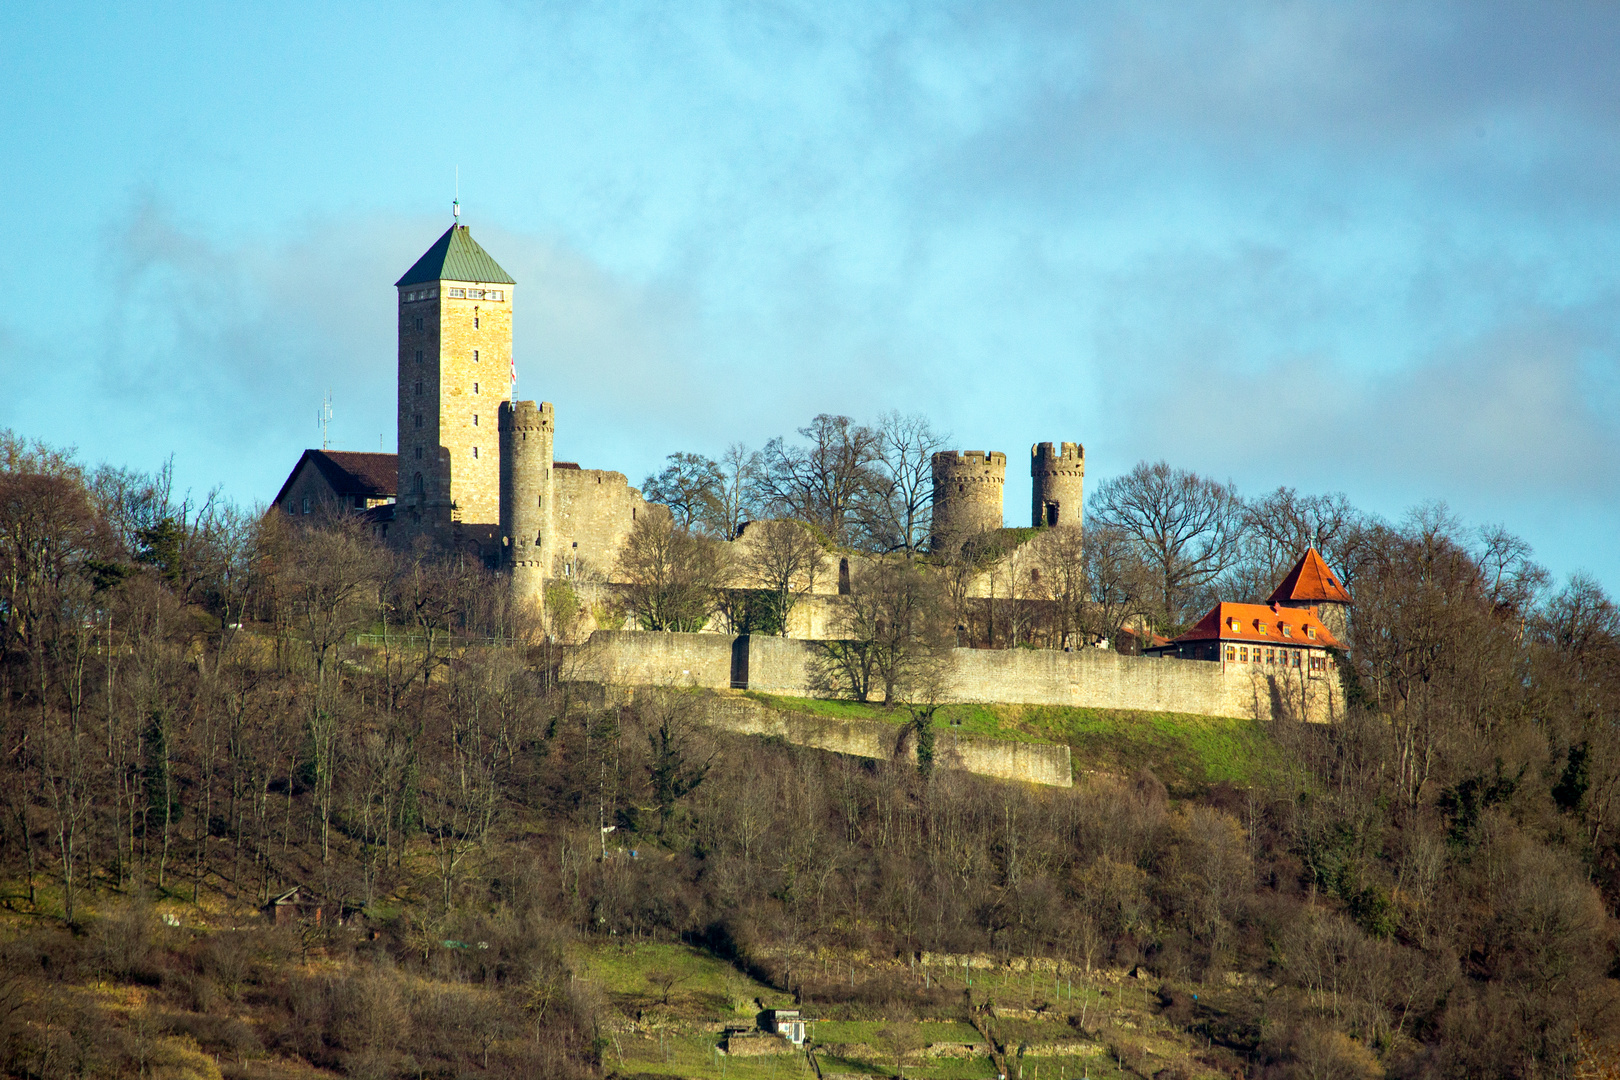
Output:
402,288,438,303
1224,645,1328,670
1224,616,1316,640
446,288,503,300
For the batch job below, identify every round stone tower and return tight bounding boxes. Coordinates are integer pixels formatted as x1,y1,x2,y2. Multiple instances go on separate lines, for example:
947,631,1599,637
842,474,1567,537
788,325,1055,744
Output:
1031,442,1084,529
930,450,1006,548
499,400,554,609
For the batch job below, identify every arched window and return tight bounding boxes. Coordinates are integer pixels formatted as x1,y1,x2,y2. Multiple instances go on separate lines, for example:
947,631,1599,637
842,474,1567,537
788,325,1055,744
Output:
412,472,424,500
838,558,851,595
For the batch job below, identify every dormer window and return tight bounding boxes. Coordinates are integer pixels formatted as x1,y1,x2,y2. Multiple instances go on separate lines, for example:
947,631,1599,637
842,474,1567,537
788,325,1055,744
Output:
1281,624,1292,638
1307,626,1317,640
1257,621,1268,634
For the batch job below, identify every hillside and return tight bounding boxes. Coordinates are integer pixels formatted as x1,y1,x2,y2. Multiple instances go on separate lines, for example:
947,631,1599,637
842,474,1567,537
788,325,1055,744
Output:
3,452,1620,1079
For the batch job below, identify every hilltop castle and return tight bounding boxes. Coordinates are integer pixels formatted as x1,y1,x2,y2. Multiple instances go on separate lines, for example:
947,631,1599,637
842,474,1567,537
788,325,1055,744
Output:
276,220,1085,616
386,223,651,594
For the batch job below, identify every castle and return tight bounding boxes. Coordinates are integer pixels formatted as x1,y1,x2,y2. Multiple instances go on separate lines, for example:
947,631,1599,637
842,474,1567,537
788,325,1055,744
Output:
268,217,1351,726
386,222,651,593
276,218,1085,617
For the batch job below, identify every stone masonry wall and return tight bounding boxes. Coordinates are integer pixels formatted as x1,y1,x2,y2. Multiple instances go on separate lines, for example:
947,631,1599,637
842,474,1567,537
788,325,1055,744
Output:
436,282,511,527
696,695,1074,787
553,469,648,578
569,630,735,687
564,630,1341,724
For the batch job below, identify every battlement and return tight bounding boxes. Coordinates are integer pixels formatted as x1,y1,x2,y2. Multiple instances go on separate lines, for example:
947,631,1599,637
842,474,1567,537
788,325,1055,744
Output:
1030,441,1083,468
1030,439,1084,528
498,399,554,432
931,449,1006,544
933,450,1007,474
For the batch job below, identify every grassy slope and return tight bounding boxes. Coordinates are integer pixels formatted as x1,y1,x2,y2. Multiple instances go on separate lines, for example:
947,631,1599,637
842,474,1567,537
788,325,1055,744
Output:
580,938,1186,1079
742,693,1279,795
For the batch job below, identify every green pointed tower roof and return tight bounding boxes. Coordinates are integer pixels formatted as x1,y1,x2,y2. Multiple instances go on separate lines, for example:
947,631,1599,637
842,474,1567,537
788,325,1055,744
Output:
395,224,515,287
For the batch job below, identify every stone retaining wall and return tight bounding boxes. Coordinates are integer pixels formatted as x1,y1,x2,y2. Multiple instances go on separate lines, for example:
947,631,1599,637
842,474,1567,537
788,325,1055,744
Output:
566,630,1340,724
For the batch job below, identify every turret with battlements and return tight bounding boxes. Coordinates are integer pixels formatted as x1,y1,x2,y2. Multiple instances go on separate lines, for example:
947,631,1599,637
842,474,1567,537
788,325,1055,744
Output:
1030,441,1084,530
931,450,1005,548
499,400,553,608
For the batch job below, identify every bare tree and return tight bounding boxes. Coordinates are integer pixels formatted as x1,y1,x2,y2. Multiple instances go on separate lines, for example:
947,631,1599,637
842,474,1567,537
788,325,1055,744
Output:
640,453,723,533
815,560,952,704
738,519,825,637
757,415,880,547
1030,524,1087,649
709,442,761,539
270,513,385,865
874,1019,923,1079
1233,487,1370,601
860,411,948,554
1088,461,1241,630
616,509,726,632
1081,524,1153,649
645,968,689,1007
1476,524,1550,614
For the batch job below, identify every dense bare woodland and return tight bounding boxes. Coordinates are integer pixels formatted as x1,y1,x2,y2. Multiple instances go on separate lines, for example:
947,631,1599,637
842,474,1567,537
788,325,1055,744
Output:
3,427,1620,1079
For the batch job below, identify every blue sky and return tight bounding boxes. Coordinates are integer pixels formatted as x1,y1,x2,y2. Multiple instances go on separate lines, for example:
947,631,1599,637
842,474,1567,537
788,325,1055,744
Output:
2,1,1617,591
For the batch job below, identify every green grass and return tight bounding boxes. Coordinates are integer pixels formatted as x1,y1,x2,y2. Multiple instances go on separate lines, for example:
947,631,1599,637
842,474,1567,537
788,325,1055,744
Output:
576,940,787,1016
742,692,907,725
741,693,1280,794
967,705,1280,791
610,1031,812,1078
812,1020,982,1046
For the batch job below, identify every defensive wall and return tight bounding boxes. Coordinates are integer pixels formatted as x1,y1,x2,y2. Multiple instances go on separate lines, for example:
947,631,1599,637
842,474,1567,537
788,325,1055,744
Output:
552,466,648,576
567,631,1340,730
566,661,1075,788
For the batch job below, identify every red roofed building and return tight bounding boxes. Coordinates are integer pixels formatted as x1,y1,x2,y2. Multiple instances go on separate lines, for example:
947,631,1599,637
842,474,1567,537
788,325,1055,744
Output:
1146,600,1341,677
1267,547,1353,642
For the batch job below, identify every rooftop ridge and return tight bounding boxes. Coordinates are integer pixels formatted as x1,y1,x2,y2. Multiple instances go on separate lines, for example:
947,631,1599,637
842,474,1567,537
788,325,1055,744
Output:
395,224,515,287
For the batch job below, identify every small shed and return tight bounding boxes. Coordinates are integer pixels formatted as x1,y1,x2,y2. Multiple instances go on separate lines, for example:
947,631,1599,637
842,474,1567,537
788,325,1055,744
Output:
764,1008,808,1046
262,886,349,927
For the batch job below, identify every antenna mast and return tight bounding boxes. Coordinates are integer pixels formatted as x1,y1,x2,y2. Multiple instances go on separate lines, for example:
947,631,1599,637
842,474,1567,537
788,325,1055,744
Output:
319,390,332,451
453,166,460,222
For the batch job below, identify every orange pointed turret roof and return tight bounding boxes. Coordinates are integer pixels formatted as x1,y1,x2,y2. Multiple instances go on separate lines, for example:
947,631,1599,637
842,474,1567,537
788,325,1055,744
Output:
1268,547,1353,606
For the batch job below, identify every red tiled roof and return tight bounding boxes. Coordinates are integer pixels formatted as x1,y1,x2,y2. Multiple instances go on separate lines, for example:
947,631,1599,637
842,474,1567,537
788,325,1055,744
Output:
1268,547,1353,606
1170,601,1343,650
273,450,397,507
1119,627,1172,648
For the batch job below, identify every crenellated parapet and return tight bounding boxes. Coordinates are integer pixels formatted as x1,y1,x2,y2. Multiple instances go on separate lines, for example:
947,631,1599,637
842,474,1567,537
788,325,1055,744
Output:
931,450,1006,547
1030,441,1084,530
499,400,554,607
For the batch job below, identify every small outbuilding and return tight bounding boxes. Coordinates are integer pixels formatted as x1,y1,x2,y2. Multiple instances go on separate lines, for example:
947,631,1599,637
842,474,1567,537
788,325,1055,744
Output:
764,1008,808,1046
261,885,350,927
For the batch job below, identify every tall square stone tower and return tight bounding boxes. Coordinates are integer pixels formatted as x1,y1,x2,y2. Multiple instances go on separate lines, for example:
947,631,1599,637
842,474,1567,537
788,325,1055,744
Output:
393,224,516,547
